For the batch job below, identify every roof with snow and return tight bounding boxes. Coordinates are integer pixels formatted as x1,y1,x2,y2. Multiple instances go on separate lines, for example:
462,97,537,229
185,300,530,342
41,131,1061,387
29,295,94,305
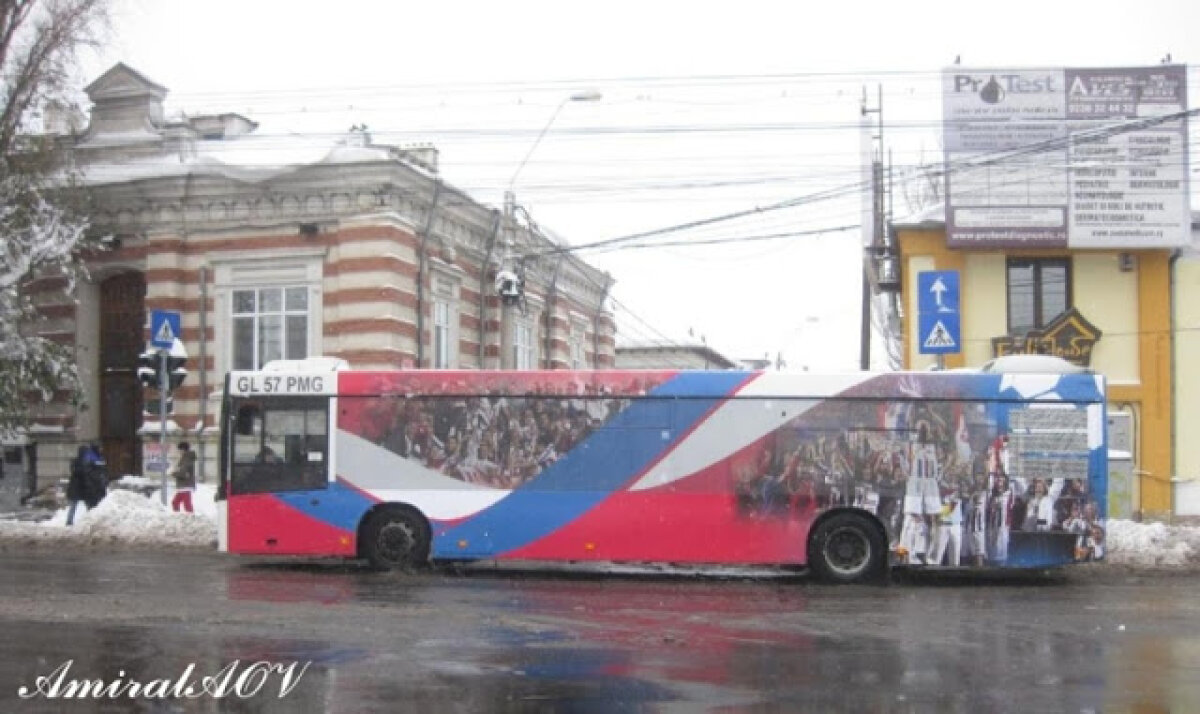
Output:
70,64,441,187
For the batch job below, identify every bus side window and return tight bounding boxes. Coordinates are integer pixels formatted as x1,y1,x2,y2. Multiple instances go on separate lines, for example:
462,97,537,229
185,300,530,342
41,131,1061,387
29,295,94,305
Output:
233,405,264,464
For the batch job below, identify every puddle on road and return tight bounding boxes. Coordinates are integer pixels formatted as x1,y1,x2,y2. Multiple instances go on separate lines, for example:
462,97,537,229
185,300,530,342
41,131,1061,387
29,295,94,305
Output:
8,559,1199,711
5,613,1200,711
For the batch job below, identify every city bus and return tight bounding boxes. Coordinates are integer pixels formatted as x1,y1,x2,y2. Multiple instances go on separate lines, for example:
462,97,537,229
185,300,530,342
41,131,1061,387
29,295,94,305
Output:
216,362,1107,583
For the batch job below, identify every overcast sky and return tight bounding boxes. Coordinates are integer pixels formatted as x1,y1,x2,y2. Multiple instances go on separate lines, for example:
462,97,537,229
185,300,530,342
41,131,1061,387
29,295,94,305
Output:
82,0,1200,369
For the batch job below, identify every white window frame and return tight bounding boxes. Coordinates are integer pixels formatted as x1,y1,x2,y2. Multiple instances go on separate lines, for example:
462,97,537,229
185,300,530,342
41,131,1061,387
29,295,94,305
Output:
433,299,453,368
430,269,460,369
210,248,325,377
570,322,586,369
513,320,535,370
231,285,310,370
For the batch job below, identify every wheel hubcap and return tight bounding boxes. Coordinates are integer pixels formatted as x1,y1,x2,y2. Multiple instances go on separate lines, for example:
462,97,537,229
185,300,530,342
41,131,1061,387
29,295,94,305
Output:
824,527,870,576
378,521,416,562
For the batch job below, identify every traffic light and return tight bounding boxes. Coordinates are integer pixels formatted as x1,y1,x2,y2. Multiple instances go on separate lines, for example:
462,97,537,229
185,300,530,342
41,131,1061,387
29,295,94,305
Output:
143,395,174,416
166,354,187,391
138,350,161,389
137,346,188,391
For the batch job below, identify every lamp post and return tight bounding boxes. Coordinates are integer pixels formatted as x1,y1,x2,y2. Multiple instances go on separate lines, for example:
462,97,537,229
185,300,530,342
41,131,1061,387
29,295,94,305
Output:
506,90,602,197
498,90,601,369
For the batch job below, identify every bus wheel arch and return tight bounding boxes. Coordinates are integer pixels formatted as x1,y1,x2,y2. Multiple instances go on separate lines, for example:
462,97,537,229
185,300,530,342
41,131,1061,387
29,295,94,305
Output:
358,503,432,571
806,508,888,584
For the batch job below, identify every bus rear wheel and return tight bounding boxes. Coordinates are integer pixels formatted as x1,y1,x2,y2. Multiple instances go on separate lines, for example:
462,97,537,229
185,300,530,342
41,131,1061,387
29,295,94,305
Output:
809,512,885,584
362,508,431,571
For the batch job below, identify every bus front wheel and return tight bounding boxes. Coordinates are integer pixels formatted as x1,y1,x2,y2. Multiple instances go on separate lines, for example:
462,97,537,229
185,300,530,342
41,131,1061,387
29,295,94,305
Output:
361,507,431,571
808,512,885,584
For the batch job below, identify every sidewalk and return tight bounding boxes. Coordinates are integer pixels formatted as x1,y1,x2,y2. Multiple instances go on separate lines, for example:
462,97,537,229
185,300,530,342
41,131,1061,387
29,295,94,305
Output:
0,470,54,522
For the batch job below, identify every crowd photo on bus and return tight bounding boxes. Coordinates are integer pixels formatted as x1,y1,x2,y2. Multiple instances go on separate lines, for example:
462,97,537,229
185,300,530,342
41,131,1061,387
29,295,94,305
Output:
334,371,1104,568
727,394,1105,566
343,373,660,489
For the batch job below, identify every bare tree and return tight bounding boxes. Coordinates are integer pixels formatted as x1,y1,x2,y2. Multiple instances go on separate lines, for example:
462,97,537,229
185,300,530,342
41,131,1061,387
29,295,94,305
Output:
0,0,109,436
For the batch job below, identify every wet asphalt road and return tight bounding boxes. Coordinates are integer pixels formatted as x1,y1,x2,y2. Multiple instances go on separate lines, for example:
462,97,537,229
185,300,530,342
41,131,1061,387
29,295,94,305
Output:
0,549,1197,713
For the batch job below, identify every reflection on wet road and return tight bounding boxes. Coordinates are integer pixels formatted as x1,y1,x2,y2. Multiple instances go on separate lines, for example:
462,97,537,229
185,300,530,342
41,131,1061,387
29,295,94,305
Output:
0,550,1198,711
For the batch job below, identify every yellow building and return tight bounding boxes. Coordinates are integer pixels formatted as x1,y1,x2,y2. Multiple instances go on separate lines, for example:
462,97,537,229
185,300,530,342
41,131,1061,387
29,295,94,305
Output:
891,210,1199,519
1172,230,1200,517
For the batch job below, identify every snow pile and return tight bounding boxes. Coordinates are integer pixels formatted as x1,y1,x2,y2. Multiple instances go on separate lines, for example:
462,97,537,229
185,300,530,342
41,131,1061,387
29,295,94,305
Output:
0,485,217,549
1106,519,1200,568
115,475,164,490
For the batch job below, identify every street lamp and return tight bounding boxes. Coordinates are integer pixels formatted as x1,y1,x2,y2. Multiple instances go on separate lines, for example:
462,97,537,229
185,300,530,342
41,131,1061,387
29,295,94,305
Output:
496,90,601,369
501,88,604,276
506,90,602,195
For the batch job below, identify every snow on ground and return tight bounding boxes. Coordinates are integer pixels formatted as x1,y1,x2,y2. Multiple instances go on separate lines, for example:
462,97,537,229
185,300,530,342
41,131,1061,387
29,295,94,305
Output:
1,484,1199,571
0,482,218,549
1106,519,1200,568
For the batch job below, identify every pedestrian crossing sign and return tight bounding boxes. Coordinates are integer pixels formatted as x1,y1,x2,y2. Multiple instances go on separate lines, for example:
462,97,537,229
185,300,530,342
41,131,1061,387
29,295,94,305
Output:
917,270,961,356
150,310,181,349
923,320,956,349
918,312,960,355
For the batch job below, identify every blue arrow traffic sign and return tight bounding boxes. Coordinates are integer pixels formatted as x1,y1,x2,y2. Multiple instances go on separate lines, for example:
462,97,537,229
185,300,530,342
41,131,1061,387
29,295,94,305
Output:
917,271,960,355
149,309,181,350
918,270,959,314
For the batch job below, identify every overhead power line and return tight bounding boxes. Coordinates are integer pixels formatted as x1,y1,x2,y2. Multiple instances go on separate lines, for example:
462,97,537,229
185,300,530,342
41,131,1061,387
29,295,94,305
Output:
514,106,1200,261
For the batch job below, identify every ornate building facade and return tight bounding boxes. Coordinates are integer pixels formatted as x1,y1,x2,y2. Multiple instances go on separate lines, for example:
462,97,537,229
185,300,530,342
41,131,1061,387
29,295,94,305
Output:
26,63,616,485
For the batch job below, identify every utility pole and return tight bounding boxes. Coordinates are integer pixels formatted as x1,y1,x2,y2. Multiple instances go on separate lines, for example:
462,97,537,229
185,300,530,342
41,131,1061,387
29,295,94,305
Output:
415,181,443,369
860,85,885,371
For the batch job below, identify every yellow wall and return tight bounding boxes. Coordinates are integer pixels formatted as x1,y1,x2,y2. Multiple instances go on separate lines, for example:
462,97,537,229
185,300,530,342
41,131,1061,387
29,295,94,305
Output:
1074,253,1139,384
896,227,1174,516
1172,257,1200,515
962,254,1006,367
905,254,936,370
901,230,967,371
1114,252,1172,516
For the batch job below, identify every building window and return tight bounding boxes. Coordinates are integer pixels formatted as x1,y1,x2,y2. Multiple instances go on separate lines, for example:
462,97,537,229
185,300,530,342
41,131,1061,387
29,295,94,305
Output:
430,272,460,369
1006,258,1070,335
433,299,454,369
513,321,534,370
570,324,586,369
232,286,309,370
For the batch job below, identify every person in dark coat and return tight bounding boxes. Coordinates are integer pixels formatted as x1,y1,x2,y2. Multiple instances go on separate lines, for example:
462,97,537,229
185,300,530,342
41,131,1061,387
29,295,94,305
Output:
66,444,106,525
84,443,107,508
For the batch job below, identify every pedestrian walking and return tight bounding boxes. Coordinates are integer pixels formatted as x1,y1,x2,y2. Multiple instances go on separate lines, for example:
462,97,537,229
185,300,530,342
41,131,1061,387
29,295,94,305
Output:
85,443,108,508
170,442,197,513
67,443,106,525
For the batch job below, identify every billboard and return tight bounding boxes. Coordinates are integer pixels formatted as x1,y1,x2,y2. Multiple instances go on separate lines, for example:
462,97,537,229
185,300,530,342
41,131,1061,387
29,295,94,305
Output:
943,66,1189,248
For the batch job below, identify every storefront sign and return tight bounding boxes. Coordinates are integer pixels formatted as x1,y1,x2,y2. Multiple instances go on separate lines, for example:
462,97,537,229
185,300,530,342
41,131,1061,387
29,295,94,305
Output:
991,307,1102,366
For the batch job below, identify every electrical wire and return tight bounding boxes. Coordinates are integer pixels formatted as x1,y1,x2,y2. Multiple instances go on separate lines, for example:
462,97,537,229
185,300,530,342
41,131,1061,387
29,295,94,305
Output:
510,106,1199,262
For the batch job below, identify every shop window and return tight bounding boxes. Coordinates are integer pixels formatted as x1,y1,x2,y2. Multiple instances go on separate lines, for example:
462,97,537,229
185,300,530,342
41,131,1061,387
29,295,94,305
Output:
1007,258,1070,335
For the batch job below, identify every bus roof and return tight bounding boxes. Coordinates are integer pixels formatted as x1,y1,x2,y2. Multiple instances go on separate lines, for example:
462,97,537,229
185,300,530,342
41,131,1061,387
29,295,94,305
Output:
227,368,1105,403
